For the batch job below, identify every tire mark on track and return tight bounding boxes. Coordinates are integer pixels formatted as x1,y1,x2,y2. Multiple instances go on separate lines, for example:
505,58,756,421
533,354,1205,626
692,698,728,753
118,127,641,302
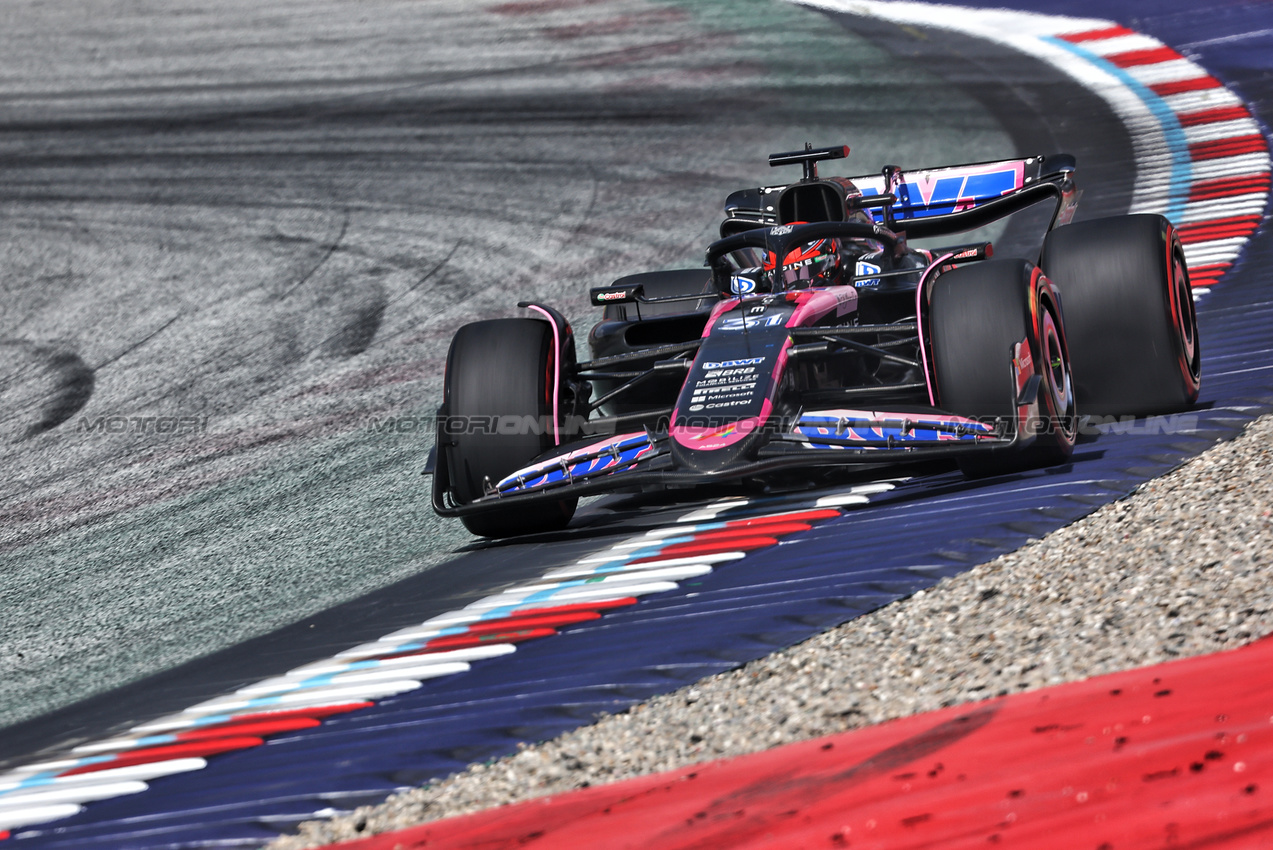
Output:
0,0,1017,761
354,240,467,349
277,211,350,301
0,309,184,441
0,342,95,442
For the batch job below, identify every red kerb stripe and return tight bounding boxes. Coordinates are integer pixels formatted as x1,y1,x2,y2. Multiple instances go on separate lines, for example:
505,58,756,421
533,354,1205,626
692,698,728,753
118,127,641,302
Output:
417,626,558,653
376,627,558,660
1151,77,1222,97
680,521,811,545
174,716,322,743
1178,216,1261,243
628,536,779,563
511,597,638,619
1188,174,1271,203
722,508,840,528
462,610,600,635
1057,25,1133,42
1178,106,1252,127
1107,46,1181,67
216,702,374,727
1179,215,1262,232
61,736,264,776
1187,264,1230,285
1190,135,1268,161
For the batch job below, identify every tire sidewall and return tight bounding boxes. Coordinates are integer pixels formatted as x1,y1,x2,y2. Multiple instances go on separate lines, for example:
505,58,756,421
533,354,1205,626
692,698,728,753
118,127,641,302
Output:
928,258,1076,475
1040,214,1200,416
443,318,577,536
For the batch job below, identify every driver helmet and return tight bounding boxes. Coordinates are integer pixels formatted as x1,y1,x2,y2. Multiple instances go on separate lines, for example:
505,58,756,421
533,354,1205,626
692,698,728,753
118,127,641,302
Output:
764,229,843,289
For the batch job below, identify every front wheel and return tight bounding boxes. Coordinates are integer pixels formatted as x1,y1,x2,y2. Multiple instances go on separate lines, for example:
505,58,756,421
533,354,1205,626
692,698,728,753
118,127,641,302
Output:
928,258,1077,478
443,318,577,538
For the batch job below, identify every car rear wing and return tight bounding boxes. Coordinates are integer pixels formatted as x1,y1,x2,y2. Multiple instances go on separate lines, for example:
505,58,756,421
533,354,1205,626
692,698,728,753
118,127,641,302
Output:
721,152,1079,240
853,155,1046,217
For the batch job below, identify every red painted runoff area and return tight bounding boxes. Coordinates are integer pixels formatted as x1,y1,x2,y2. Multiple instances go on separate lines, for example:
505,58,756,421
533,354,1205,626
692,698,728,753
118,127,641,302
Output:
319,637,1273,850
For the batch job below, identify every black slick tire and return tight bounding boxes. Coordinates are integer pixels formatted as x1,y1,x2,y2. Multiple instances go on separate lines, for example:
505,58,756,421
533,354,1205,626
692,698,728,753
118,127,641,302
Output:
928,258,1077,478
444,318,577,538
1039,214,1200,417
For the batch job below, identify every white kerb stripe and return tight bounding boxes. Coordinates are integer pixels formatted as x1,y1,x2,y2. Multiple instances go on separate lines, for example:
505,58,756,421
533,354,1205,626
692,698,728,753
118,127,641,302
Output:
1184,238,1252,265
236,661,470,698
1182,119,1263,144
1187,154,1271,182
0,780,150,812
296,643,515,674
0,803,83,831
1179,195,1269,223
177,679,424,719
1162,88,1242,113
461,581,680,612
544,558,716,580
527,563,713,584
0,758,209,797
1073,33,1165,56
1122,59,1211,86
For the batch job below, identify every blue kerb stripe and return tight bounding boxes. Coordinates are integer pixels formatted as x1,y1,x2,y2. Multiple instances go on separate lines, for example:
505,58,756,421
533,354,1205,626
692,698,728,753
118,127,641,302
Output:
1045,35,1190,222
0,752,118,794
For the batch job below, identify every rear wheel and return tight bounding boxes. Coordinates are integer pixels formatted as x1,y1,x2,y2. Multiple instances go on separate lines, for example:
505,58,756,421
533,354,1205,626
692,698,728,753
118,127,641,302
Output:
1040,214,1200,416
444,318,577,537
928,258,1076,478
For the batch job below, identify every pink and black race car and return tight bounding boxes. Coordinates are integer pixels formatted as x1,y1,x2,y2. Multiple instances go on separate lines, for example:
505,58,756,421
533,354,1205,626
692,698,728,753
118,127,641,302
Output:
427,145,1200,537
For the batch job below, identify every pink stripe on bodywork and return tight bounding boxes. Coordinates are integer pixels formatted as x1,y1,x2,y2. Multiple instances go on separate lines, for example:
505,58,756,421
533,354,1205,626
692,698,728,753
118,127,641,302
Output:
916,251,960,407
701,297,740,337
523,305,562,445
671,399,774,451
785,288,857,327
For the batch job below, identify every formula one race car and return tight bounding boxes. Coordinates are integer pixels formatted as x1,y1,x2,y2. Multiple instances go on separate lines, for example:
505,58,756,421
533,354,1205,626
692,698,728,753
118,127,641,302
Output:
428,145,1200,537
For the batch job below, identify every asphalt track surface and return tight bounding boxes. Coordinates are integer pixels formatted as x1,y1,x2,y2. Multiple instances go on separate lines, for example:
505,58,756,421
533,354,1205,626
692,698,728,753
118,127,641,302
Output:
1,0,1267,844
0,0,1024,754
